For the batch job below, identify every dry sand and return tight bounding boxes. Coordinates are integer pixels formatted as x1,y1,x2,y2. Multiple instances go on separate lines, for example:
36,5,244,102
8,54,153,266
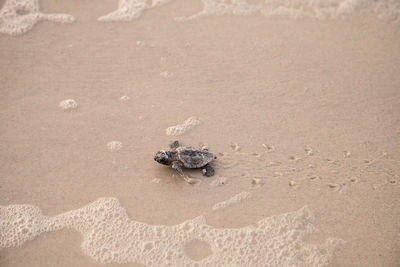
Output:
1,0,400,266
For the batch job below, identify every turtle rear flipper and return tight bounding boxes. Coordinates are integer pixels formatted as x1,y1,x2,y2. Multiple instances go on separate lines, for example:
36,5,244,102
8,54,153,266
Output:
199,142,209,151
201,164,215,177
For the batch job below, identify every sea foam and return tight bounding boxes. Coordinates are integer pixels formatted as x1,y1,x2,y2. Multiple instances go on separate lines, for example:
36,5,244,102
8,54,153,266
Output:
0,0,75,36
98,0,172,22
0,198,342,266
212,191,251,210
177,0,400,21
2,0,399,36
165,116,200,136
59,99,78,110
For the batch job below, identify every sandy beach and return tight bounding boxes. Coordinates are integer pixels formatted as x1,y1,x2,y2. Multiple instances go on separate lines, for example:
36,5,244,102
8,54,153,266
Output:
1,0,399,266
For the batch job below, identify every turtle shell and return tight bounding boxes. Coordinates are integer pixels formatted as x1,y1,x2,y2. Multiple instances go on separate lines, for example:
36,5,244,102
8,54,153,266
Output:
177,147,216,168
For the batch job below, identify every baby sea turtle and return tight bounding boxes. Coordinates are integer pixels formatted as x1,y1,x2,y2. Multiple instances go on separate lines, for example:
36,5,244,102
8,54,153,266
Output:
154,141,217,181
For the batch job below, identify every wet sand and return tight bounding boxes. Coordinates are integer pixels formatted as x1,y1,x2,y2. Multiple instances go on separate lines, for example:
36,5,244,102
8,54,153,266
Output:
1,0,400,266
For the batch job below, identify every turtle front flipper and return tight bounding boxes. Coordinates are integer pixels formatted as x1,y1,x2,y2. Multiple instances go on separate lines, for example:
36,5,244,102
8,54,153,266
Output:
170,140,180,150
172,160,200,184
201,164,215,177
172,161,184,176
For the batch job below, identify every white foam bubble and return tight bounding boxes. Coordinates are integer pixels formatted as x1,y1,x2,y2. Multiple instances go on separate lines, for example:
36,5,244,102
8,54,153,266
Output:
177,0,400,22
212,191,251,210
98,0,172,22
119,95,130,101
107,141,123,151
165,116,200,136
159,71,172,78
59,99,78,110
136,40,145,46
0,198,343,266
0,0,75,36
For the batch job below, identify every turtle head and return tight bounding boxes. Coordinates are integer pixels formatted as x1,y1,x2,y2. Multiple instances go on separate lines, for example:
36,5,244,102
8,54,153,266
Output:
154,150,172,165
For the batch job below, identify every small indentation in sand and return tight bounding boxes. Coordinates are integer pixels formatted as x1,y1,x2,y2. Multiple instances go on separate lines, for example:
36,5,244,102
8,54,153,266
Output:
151,178,161,183
231,143,241,152
266,161,281,167
262,143,275,152
210,176,228,186
251,178,263,185
304,146,313,156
